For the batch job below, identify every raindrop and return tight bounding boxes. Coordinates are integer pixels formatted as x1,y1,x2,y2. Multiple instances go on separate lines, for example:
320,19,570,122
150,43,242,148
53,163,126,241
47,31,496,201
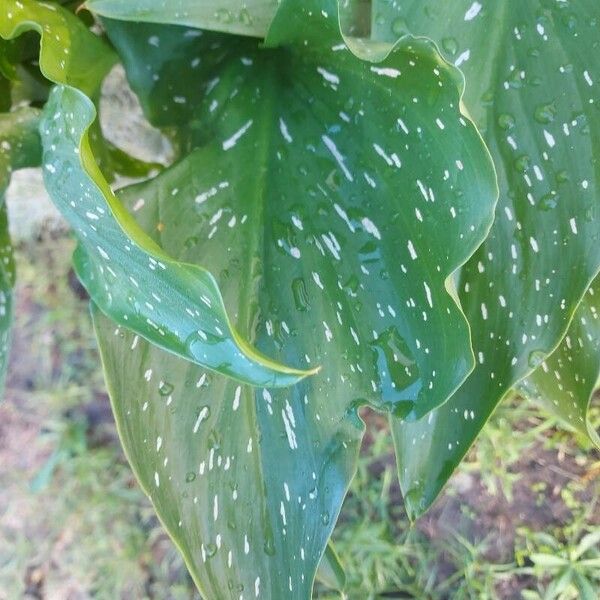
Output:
497,113,515,130
563,13,578,30
534,102,556,124
159,381,174,396
374,12,386,27
514,155,530,173
291,278,311,312
372,327,421,417
392,18,408,37
263,537,276,556
441,37,458,56
214,8,233,23
343,274,360,295
184,235,199,249
538,193,557,211
527,350,546,369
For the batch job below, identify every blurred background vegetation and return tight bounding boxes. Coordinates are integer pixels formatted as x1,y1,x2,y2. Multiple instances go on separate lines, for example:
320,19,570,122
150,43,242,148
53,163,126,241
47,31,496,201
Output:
0,66,598,600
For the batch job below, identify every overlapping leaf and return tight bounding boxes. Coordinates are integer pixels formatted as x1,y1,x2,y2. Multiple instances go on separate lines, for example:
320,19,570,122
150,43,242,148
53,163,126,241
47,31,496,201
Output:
99,17,241,132
522,278,600,447
0,107,41,388
1,0,311,386
0,0,115,97
86,0,280,38
92,0,496,596
369,0,600,518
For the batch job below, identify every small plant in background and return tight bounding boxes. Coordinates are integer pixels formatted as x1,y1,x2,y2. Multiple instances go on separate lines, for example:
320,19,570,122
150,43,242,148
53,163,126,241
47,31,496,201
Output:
516,500,600,600
459,399,554,503
1,0,599,598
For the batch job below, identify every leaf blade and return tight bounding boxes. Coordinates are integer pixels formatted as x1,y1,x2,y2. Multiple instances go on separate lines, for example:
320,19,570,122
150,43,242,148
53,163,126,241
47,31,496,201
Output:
0,0,116,97
521,279,600,448
44,85,315,386
86,0,278,38
382,0,600,518
93,2,497,597
2,0,311,386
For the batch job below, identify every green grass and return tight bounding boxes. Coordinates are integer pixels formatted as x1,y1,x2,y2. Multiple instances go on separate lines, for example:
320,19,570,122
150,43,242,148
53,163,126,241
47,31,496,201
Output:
0,232,598,599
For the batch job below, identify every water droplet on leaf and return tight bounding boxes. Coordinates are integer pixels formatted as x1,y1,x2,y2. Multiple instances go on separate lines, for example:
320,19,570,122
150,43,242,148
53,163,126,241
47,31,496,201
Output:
291,278,310,312
441,37,458,56
159,381,174,396
528,350,546,368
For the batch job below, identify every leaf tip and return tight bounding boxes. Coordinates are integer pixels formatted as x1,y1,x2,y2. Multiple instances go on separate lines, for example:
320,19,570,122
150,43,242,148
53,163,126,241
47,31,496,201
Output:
270,363,321,388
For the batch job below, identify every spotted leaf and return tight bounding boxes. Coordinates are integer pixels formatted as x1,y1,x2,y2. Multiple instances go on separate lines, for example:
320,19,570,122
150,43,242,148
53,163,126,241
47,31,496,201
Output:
521,279,600,447
91,0,496,597
102,4,497,421
0,0,116,97
99,17,240,132
370,0,600,518
1,0,311,386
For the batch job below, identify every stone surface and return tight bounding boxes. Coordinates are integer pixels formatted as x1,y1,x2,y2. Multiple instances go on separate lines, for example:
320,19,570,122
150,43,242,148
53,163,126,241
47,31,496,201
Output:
6,64,172,242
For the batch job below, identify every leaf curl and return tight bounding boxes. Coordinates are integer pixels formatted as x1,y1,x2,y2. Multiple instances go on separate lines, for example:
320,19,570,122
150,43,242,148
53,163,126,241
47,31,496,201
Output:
92,1,496,597
1,0,312,386
374,0,600,518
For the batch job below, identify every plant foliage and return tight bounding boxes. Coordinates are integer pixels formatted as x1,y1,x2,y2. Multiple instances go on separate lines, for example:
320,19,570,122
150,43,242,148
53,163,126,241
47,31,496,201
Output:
0,0,598,598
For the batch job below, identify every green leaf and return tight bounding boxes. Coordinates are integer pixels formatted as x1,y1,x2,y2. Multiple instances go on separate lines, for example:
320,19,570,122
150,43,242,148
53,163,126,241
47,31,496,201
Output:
42,86,313,386
573,529,600,560
380,0,600,518
521,279,600,448
0,107,41,390
104,141,164,179
0,75,9,112
95,303,360,599
547,567,574,598
2,0,309,386
105,6,496,421
1,1,118,175
0,107,41,183
0,40,17,81
316,543,346,591
573,572,597,600
86,0,375,42
0,0,116,97
578,558,600,568
99,17,233,132
86,0,280,38
529,553,569,569
0,33,42,82
92,1,496,596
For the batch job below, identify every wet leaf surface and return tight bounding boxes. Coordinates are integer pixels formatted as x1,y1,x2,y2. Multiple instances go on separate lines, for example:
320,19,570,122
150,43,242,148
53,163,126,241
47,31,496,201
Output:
0,107,41,389
372,0,600,517
86,0,280,38
1,0,312,386
522,278,600,447
93,1,496,597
